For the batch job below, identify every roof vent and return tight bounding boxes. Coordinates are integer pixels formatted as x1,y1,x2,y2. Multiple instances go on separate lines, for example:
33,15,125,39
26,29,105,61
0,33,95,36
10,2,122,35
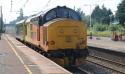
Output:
63,6,66,8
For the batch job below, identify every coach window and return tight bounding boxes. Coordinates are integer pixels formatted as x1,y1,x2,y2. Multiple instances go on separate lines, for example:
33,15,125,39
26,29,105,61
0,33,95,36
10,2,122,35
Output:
31,18,37,25
34,18,39,25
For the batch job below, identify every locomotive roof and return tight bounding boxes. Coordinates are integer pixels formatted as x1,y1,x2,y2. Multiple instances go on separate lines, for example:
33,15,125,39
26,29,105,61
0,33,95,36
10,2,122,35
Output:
28,6,80,21
16,19,26,24
16,6,81,25
43,6,78,17
42,6,81,24
44,6,75,15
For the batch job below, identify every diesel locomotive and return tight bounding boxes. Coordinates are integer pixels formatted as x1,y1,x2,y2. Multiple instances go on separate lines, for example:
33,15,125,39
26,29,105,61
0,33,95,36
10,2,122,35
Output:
15,6,89,66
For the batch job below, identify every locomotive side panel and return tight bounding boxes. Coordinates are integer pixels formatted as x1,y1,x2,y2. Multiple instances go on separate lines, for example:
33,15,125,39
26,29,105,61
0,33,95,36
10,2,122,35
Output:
40,26,48,51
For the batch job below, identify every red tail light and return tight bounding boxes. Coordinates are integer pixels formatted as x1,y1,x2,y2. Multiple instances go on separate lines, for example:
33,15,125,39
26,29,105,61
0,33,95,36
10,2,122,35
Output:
45,41,55,45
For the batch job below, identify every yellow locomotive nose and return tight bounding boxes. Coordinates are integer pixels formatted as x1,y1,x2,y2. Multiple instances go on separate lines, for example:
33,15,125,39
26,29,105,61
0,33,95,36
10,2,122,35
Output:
43,18,87,51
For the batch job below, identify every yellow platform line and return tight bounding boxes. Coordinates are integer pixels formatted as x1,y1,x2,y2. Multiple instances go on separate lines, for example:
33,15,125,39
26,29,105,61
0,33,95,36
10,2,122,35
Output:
5,35,33,74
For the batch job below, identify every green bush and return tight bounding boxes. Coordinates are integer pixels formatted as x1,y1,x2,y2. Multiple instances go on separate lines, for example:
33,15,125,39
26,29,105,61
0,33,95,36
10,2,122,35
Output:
96,31,111,37
108,24,125,32
87,24,125,37
108,25,119,31
87,30,111,37
123,32,125,35
93,24,108,31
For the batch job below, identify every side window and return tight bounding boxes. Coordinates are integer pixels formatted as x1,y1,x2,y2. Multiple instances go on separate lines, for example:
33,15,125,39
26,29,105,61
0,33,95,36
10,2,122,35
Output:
31,18,39,25
30,19,33,22
30,24,32,30
34,17,39,24
24,24,27,35
43,28,47,45
29,23,32,37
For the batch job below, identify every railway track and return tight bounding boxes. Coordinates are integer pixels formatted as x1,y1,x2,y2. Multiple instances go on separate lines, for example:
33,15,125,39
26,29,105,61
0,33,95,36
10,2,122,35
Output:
78,67,93,74
87,53,125,74
65,66,91,74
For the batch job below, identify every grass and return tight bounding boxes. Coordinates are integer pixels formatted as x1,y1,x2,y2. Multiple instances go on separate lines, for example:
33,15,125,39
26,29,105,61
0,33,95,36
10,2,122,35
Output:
87,30,112,37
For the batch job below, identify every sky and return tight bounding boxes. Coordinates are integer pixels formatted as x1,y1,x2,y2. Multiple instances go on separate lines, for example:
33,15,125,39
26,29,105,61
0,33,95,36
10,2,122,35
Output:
0,0,122,24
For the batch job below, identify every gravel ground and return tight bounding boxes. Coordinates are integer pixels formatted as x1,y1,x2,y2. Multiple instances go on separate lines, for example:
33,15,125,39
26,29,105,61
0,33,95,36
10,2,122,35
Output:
79,61,110,74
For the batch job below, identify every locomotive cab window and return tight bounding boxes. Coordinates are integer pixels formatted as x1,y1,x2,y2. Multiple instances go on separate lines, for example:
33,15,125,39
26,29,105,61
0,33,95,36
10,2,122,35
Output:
68,10,81,20
45,10,56,22
44,7,81,23
56,8,68,18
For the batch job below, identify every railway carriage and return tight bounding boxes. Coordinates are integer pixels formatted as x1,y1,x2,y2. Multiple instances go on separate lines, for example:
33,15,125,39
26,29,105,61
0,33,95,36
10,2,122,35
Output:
25,16,40,46
16,20,26,41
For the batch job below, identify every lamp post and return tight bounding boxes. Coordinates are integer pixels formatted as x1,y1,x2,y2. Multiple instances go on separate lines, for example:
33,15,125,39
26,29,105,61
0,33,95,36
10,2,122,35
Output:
84,4,97,26
0,6,3,31
0,6,3,39
84,4,93,39
109,14,113,25
84,4,92,27
84,4,97,39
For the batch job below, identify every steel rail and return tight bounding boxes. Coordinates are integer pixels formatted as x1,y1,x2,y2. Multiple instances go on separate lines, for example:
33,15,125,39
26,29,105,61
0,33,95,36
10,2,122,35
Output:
87,55,125,74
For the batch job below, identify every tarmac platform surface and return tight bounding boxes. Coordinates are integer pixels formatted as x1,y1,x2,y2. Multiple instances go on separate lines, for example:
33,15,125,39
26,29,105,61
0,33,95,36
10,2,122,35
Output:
0,34,71,74
87,36,125,53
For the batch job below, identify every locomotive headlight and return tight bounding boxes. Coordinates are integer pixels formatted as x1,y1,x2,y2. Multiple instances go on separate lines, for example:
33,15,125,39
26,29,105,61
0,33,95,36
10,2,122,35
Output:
49,41,55,45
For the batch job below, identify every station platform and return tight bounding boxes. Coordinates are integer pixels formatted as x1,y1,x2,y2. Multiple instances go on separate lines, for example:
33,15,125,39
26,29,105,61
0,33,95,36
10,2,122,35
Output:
0,34,71,74
87,36,125,53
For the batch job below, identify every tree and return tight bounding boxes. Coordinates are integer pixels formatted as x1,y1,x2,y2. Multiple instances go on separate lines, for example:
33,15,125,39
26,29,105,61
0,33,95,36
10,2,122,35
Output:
116,0,125,25
91,5,113,25
102,9,113,25
91,6,102,23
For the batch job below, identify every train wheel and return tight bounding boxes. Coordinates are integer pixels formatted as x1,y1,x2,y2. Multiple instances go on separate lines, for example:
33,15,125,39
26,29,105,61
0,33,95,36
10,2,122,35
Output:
64,57,68,67
68,57,76,66
64,57,76,67
42,53,48,57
